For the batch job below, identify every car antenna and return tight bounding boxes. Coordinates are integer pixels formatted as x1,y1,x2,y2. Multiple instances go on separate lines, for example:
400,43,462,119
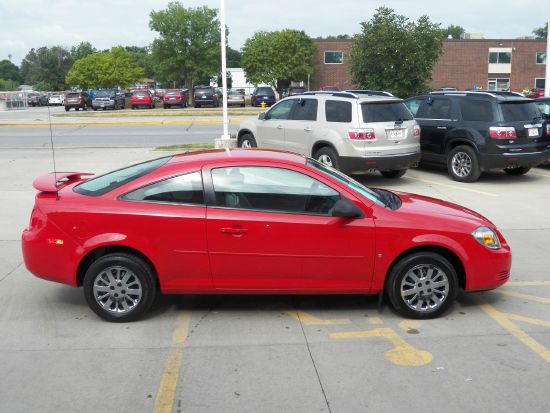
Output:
47,104,59,201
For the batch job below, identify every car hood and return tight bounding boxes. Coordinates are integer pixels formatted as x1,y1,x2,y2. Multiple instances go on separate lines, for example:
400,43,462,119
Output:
389,190,493,229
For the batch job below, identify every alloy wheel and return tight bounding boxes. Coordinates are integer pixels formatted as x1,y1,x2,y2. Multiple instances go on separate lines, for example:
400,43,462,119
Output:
92,266,143,315
400,264,450,313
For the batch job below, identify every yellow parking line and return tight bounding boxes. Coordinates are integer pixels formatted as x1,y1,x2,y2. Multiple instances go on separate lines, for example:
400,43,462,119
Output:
403,176,498,197
504,313,550,328
366,316,384,325
154,311,191,413
497,289,550,305
506,281,550,287
476,298,550,363
286,310,351,325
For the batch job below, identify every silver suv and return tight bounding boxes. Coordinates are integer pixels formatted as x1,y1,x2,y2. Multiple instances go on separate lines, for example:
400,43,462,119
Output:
237,92,421,178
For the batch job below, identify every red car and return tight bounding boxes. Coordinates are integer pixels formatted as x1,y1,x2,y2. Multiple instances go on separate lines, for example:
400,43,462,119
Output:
163,89,188,109
130,89,154,109
22,150,511,322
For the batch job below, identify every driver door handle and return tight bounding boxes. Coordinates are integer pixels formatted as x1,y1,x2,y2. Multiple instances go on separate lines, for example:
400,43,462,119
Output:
220,227,248,235
304,127,312,132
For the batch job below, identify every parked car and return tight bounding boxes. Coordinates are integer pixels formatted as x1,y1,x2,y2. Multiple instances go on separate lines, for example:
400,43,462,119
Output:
48,94,64,106
131,90,154,109
284,86,307,97
320,85,340,91
238,91,421,178
535,97,550,166
92,90,125,111
526,88,545,98
226,89,245,107
250,86,276,107
345,89,394,97
27,92,42,107
404,91,550,182
65,91,92,111
22,149,511,322
193,85,219,108
162,89,188,109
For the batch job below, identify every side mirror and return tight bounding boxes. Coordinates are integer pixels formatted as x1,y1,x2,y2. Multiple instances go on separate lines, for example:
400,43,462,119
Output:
331,198,364,219
258,112,266,120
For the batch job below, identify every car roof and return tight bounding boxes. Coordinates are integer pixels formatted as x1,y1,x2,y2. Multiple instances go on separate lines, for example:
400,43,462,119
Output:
427,90,529,101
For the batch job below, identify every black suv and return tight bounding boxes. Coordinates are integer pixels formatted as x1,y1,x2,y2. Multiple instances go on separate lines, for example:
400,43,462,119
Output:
193,86,219,108
405,91,550,182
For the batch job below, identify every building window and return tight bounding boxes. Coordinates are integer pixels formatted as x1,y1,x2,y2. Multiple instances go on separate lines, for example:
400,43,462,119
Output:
324,51,343,64
536,52,547,64
489,52,511,64
535,78,546,89
488,78,510,91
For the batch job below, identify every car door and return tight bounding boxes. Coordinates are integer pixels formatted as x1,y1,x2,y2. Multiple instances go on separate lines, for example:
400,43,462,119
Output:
255,99,296,150
284,98,319,156
204,163,375,291
414,97,456,160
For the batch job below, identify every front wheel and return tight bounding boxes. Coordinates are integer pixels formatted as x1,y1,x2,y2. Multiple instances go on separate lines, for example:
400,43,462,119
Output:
238,133,257,148
504,166,530,176
380,169,407,179
386,252,458,319
447,145,481,182
83,253,156,322
314,147,340,170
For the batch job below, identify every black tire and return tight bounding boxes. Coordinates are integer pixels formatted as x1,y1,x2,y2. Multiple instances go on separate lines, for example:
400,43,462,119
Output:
386,252,458,319
238,133,257,148
380,169,407,179
314,146,340,170
93,107,98,111
194,103,200,108
504,166,530,176
83,253,156,322
64,106,70,112
131,105,135,110
447,145,481,182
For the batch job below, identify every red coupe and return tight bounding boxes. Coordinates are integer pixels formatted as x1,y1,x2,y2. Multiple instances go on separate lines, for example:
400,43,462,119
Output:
22,150,511,322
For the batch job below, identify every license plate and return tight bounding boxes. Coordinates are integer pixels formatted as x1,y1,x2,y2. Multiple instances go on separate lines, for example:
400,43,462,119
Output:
389,129,404,139
528,128,538,137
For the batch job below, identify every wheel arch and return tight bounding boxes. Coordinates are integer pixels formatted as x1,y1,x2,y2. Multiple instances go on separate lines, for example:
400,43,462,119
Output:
383,245,466,292
311,140,339,158
76,245,159,288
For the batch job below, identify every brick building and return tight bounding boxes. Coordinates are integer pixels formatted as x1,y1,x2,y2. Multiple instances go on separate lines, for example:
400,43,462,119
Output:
313,38,547,94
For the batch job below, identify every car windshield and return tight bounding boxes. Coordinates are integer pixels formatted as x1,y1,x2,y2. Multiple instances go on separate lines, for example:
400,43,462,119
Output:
500,101,542,121
228,90,243,96
74,157,171,196
165,91,179,95
256,88,273,95
133,91,149,97
306,158,386,207
195,88,212,93
66,93,79,98
96,91,114,97
362,102,413,122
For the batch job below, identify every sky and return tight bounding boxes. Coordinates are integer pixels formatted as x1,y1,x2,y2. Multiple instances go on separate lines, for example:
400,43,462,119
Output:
1,0,548,66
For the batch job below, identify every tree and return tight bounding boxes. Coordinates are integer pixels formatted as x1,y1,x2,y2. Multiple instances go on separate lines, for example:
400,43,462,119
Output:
226,47,242,68
241,29,316,94
533,23,548,39
65,47,144,89
124,46,155,79
443,24,465,39
149,2,221,91
70,42,96,61
0,78,18,91
350,7,444,97
319,34,352,40
0,59,22,83
20,46,73,90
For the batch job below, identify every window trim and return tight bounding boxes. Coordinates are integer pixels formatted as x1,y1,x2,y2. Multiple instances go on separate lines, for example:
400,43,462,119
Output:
536,52,547,65
119,171,205,206
324,50,344,65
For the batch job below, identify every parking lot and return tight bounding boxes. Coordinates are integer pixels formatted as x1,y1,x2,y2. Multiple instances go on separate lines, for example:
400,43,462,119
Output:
1,108,550,412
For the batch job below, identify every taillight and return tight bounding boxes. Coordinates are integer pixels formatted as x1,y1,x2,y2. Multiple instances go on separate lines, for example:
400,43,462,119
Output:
489,127,516,139
413,125,421,137
348,128,376,140
546,124,550,135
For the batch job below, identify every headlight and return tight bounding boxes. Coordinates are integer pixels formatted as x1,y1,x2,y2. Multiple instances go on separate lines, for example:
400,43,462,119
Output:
471,226,501,249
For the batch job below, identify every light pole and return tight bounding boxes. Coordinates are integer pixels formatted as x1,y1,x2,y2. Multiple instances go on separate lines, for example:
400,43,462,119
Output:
219,0,230,140
545,19,550,97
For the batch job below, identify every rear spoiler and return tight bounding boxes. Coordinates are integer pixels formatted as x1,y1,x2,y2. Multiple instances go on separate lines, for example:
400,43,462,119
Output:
33,172,94,193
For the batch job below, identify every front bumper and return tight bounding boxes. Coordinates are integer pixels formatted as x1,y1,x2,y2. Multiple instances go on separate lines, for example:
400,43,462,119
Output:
339,151,422,174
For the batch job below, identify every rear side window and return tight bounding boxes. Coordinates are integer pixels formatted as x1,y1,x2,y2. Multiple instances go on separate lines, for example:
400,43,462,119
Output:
290,98,318,121
361,102,413,122
500,102,542,122
121,172,204,205
460,100,494,121
74,157,171,197
326,100,352,123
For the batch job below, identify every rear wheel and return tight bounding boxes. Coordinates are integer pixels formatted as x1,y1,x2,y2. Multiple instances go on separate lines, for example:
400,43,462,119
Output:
83,253,156,322
380,169,407,179
504,166,530,176
447,145,481,182
238,133,257,148
64,106,70,112
386,252,458,319
314,147,340,170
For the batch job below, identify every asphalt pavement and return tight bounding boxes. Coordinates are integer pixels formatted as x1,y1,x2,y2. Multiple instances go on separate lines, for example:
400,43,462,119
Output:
1,107,550,413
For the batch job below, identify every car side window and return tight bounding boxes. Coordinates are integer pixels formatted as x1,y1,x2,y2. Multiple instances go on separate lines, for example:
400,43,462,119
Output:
211,166,340,215
325,100,352,123
290,98,318,121
267,99,295,120
416,98,452,119
121,171,204,205
460,100,494,121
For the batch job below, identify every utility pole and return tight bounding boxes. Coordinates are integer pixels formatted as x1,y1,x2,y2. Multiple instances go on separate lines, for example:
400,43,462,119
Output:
545,20,550,97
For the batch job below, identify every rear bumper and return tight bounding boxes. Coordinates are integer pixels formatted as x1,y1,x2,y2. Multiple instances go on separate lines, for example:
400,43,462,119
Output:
479,148,550,170
339,151,422,173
